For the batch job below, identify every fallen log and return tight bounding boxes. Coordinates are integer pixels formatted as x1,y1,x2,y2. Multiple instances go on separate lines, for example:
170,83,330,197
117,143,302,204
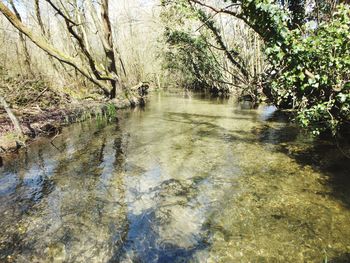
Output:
0,95,24,137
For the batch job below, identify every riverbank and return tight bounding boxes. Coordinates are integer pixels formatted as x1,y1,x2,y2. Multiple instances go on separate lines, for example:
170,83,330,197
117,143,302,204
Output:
0,87,147,154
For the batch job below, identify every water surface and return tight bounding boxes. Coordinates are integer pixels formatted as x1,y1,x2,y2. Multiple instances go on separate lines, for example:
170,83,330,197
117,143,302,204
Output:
1,92,350,262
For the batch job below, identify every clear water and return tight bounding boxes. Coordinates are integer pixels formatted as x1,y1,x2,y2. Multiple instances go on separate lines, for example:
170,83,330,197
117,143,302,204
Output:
1,91,350,262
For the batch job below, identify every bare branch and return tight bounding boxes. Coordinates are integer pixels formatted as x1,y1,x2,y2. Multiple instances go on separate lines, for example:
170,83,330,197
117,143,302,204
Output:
0,95,24,137
188,0,240,17
0,1,111,95
45,0,78,26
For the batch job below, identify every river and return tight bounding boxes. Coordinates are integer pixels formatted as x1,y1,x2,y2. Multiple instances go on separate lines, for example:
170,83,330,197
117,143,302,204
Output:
1,91,350,262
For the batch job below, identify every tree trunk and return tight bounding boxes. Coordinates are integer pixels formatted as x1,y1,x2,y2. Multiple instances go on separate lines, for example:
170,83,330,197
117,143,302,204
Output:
193,6,250,82
100,0,121,98
0,95,24,137
9,0,34,76
0,1,111,96
34,0,61,75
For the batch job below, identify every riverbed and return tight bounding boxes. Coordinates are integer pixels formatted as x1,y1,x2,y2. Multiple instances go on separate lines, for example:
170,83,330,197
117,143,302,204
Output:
1,91,350,262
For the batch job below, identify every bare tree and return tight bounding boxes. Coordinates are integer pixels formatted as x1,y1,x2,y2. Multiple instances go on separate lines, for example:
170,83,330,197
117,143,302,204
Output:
0,0,121,98
100,0,121,98
9,0,34,76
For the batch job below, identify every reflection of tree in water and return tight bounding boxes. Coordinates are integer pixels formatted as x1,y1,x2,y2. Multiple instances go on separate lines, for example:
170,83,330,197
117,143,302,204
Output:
0,145,60,261
0,123,131,262
110,177,209,263
42,124,130,262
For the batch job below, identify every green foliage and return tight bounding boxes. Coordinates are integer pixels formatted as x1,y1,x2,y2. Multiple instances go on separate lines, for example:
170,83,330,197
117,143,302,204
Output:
162,0,349,136
239,0,291,44
221,0,350,136
105,103,117,121
164,28,226,92
161,0,229,94
265,5,350,135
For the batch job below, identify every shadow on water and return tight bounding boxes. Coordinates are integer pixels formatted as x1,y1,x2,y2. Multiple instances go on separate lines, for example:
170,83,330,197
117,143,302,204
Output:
108,209,209,263
161,102,350,218
1,93,350,262
329,253,350,263
107,166,212,262
162,111,256,143
257,110,350,209
165,111,252,121
284,141,350,209
0,120,131,262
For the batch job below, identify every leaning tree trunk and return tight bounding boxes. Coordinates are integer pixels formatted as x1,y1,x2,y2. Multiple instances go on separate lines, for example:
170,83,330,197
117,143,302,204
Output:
0,95,24,137
34,0,61,75
0,1,112,97
9,0,34,77
194,7,250,83
44,0,121,98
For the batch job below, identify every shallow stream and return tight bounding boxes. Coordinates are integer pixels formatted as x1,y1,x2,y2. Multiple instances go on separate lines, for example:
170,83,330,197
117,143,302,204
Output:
1,92,350,262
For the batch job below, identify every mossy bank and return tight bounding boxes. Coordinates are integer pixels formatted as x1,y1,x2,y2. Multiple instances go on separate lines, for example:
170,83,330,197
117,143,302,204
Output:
0,87,148,155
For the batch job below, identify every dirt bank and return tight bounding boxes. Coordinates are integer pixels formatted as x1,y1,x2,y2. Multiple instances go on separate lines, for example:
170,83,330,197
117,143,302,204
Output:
0,91,146,154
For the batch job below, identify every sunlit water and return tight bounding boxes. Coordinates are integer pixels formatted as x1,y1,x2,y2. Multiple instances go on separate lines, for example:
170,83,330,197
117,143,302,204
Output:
1,91,350,262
